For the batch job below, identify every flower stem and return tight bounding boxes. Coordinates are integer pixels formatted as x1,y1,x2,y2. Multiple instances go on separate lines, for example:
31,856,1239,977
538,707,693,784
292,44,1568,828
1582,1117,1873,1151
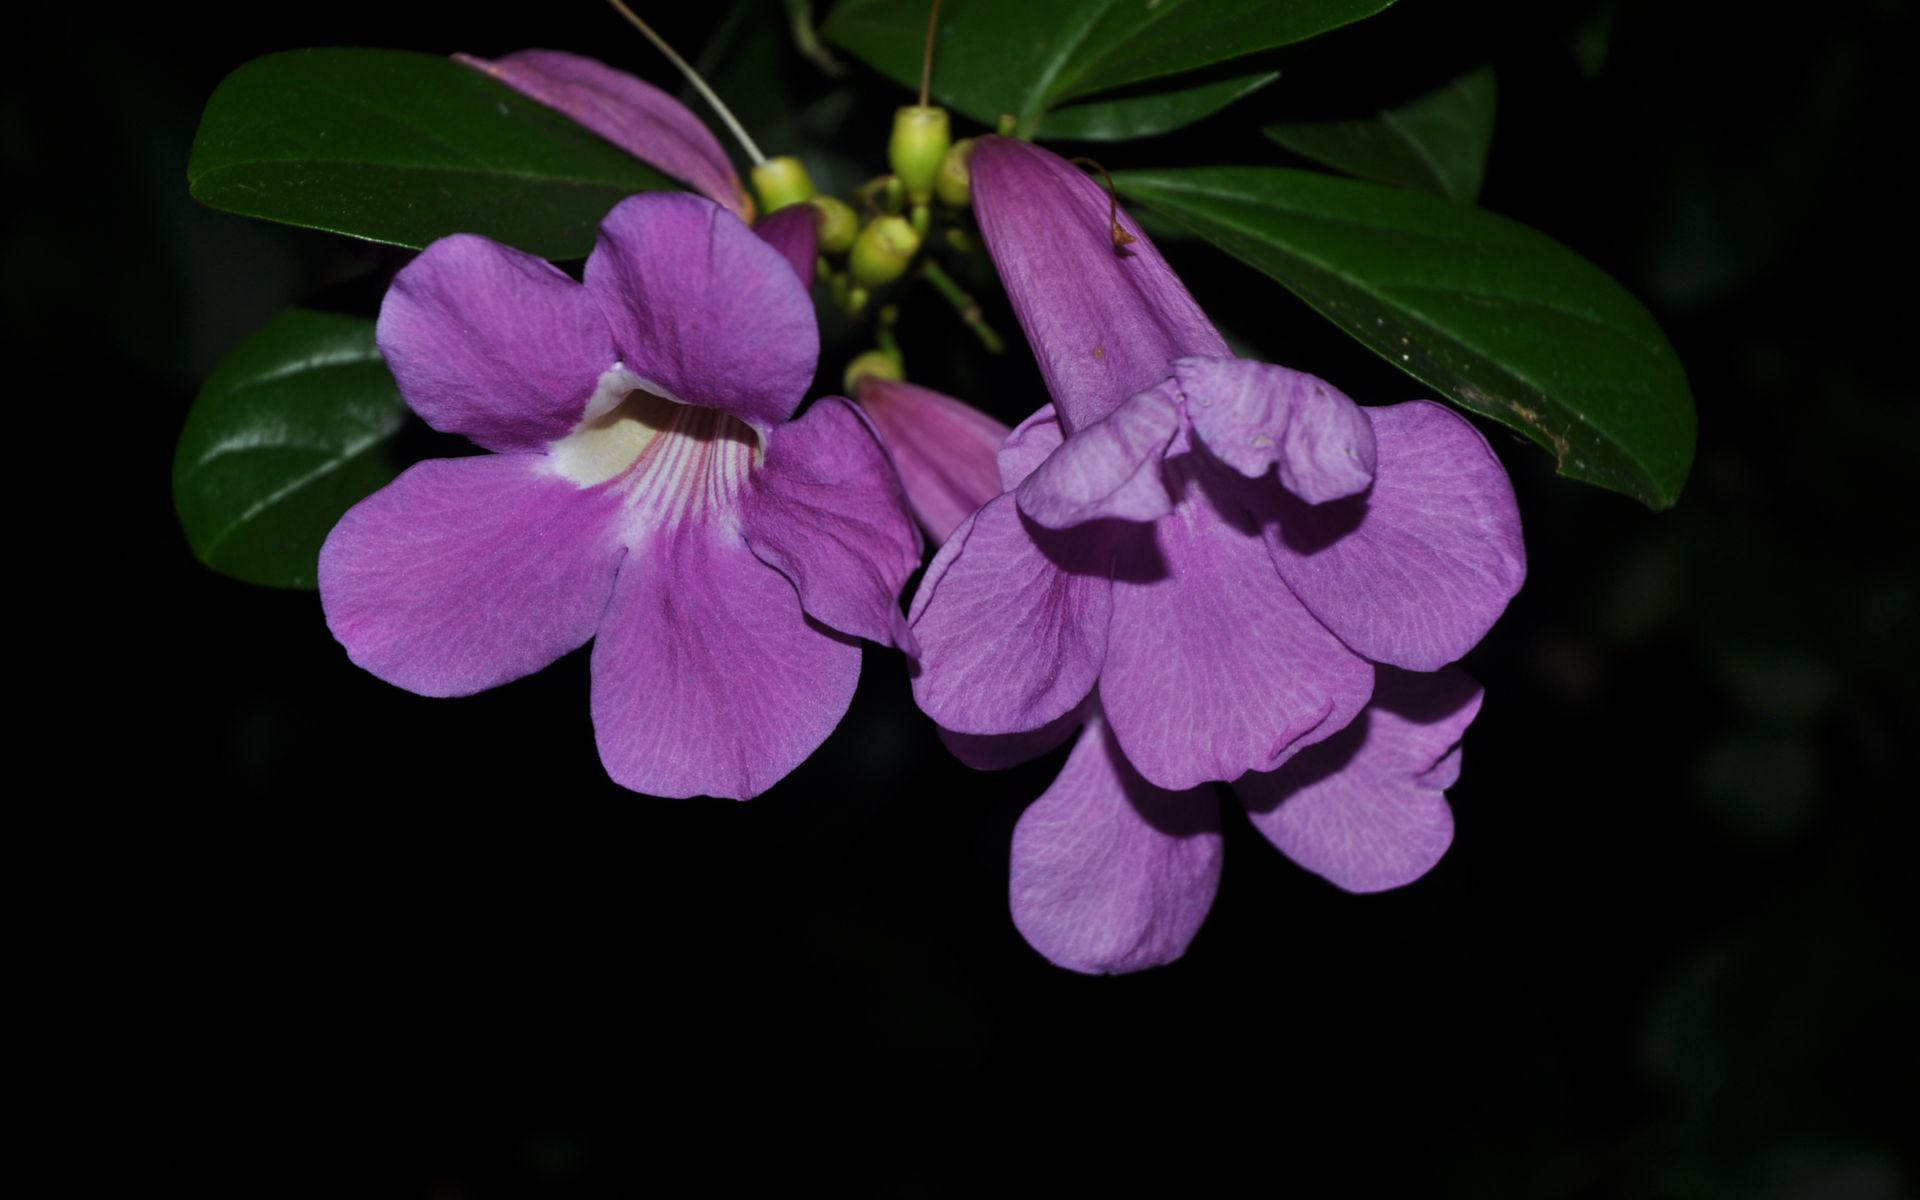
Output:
604,0,767,166
919,0,943,109
920,260,1004,355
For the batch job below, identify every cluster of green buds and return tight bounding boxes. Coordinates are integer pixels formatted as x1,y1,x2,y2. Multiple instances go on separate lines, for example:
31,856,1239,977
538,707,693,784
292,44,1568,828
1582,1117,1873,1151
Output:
752,97,989,377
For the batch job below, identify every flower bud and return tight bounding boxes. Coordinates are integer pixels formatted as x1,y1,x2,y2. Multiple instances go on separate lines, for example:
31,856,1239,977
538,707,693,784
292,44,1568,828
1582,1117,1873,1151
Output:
848,215,922,288
843,348,905,392
888,106,951,205
751,155,816,213
935,138,975,208
809,196,859,255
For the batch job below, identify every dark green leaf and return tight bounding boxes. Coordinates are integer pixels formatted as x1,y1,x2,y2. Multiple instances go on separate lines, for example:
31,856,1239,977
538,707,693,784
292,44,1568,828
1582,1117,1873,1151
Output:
824,0,1396,135
188,48,678,258
1264,65,1496,201
1115,166,1695,507
1036,71,1279,141
174,309,410,589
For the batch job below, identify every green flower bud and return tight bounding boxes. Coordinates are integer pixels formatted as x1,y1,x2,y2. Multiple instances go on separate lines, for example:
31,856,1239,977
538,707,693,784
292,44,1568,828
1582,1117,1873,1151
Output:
751,156,816,213
843,348,905,392
935,138,975,208
848,215,922,288
888,106,951,205
810,196,859,255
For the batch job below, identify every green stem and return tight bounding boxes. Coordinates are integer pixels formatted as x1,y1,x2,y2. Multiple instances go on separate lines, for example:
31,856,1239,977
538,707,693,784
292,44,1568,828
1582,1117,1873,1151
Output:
783,0,845,76
920,260,1005,355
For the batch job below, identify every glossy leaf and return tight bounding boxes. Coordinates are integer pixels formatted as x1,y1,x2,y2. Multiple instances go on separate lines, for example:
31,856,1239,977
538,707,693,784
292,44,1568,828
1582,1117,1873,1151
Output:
188,48,677,258
824,0,1396,136
174,309,410,589
1037,72,1279,141
1115,166,1695,507
1264,65,1496,201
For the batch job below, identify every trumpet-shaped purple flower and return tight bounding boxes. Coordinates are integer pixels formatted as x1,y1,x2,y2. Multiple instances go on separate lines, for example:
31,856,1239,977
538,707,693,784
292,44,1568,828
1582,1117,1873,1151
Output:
907,138,1525,971
853,375,1011,545
320,192,919,800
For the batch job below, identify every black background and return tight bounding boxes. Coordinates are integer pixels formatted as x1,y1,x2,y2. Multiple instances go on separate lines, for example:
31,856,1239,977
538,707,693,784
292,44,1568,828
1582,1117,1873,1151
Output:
20,0,1917,1194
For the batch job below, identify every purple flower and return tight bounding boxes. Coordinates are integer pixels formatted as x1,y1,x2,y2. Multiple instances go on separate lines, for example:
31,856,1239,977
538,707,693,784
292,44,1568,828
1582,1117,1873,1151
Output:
455,49,820,288
319,192,920,800
853,375,1011,545
907,138,1526,972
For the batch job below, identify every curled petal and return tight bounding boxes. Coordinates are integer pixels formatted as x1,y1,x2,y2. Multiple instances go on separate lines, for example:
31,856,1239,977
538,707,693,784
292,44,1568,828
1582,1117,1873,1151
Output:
377,234,615,453
1235,666,1483,893
743,397,922,649
456,49,750,219
1011,713,1222,975
590,525,860,800
585,193,818,435
754,203,818,290
998,404,1065,491
971,137,1227,432
908,493,1114,735
854,377,1010,547
1101,457,1374,791
1264,401,1526,671
319,455,625,697
1017,382,1180,529
1174,356,1376,503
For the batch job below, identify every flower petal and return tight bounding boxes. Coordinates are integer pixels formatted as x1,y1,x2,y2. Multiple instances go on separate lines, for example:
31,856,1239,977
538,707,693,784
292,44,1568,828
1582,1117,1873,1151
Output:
939,707,1084,771
971,137,1227,432
754,203,818,290
908,492,1114,735
376,234,616,453
742,397,922,649
455,49,750,219
590,524,860,800
1102,456,1374,791
319,454,624,697
998,403,1065,491
1264,400,1526,671
585,193,818,435
854,377,1010,547
1174,356,1376,503
1235,666,1483,892
1016,381,1180,529
1011,713,1222,975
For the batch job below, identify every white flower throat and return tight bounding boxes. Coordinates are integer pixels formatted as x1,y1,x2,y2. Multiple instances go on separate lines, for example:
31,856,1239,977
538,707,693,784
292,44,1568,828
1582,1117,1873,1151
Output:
551,369,757,532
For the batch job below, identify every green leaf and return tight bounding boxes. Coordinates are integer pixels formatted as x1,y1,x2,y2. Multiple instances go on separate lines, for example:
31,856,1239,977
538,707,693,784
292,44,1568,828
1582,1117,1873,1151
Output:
1264,64,1496,201
174,309,410,589
1036,71,1279,141
1115,166,1696,507
824,0,1396,136
188,48,678,258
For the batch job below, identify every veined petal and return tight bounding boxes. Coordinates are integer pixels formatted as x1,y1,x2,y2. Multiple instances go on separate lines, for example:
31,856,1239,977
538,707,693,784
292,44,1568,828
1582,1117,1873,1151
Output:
1102,455,1374,791
376,234,615,453
1174,357,1376,503
908,493,1114,735
585,193,818,435
319,455,625,697
754,203,818,290
743,397,921,649
854,377,1010,547
590,524,860,800
1016,381,1180,529
1264,401,1526,671
971,137,1227,432
998,404,1065,491
1235,666,1483,893
456,49,750,219
1011,712,1222,975
939,707,1084,771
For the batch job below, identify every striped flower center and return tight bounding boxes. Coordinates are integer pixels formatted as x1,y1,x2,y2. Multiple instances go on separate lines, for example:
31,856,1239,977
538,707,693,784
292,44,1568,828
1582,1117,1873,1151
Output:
551,384,757,536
